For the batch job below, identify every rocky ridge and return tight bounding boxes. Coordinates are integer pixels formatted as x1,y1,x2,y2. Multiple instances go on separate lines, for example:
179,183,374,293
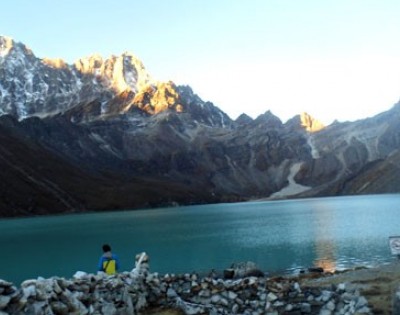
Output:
1,36,400,216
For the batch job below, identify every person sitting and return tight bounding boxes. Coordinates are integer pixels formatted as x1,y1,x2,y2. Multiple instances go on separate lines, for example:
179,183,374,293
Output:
98,244,120,275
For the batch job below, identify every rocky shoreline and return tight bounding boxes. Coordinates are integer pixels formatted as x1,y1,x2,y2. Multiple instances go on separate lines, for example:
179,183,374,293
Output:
0,253,377,315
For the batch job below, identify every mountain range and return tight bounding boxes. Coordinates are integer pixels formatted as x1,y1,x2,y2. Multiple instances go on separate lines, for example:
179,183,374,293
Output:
1,36,400,217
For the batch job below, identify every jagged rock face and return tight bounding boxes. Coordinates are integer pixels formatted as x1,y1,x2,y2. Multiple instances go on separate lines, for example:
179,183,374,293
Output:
300,112,325,132
0,36,400,216
74,52,150,94
285,112,324,132
0,37,83,118
0,37,170,121
0,36,232,128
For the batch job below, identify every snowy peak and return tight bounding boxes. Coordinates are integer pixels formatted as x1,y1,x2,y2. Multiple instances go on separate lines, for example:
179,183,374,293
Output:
0,36,14,58
286,112,325,132
0,36,232,127
0,37,157,120
0,36,35,61
74,52,151,94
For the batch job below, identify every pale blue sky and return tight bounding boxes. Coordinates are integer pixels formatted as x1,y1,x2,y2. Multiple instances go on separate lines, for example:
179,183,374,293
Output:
1,0,400,124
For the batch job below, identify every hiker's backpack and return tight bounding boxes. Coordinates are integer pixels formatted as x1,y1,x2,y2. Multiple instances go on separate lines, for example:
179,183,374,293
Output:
102,259,117,275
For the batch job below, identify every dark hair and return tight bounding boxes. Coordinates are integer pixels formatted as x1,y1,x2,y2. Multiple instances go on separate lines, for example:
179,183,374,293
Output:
102,244,111,252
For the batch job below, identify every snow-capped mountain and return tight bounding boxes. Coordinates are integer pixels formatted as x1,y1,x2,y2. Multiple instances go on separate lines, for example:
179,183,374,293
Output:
0,36,400,217
0,36,153,118
0,36,230,126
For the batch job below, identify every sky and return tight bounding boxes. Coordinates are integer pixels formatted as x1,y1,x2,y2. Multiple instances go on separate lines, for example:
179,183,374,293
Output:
1,0,400,125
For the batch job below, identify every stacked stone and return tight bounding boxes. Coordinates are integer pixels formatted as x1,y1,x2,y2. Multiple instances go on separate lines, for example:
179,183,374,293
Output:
154,273,371,315
0,272,147,315
0,280,18,314
0,254,372,315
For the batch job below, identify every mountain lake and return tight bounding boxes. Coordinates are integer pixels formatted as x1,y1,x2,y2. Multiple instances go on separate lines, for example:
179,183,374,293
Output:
0,194,399,285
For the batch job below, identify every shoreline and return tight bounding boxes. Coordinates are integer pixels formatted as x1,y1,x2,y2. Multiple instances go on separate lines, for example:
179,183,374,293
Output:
1,259,398,314
294,261,400,314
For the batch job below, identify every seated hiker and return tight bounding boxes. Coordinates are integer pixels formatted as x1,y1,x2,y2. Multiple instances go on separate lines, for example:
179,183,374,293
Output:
98,244,120,275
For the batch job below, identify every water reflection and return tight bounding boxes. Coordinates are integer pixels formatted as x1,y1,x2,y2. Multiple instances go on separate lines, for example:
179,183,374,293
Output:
314,240,336,272
312,202,336,272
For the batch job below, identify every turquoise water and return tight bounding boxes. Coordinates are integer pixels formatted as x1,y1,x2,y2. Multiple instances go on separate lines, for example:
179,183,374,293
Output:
1,194,399,285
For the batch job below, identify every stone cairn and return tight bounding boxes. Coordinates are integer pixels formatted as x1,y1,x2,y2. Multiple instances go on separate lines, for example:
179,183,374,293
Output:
0,253,372,315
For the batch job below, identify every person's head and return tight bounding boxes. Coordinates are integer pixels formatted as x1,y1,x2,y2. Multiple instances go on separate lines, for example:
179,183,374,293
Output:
102,244,111,253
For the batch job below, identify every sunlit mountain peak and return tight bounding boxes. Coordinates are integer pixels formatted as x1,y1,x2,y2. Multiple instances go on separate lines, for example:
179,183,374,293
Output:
0,35,15,58
300,112,325,132
42,57,68,69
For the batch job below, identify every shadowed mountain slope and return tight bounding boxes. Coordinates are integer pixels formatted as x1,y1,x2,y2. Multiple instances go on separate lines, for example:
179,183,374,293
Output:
1,36,400,217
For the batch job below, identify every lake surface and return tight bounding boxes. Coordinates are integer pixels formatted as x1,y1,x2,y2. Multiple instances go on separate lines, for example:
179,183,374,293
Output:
0,194,399,285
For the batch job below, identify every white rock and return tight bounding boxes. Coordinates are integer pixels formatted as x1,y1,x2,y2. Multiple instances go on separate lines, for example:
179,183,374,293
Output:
248,277,257,285
102,303,117,315
273,301,285,307
136,293,147,310
321,290,332,302
220,297,229,306
167,288,177,298
0,295,11,309
250,300,260,308
232,303,239,313
211,294,221,304
293,282,301,292
301,302,311,313
30,301,47,314
356,296,368,308
326,300,335,311
357,306,371,313
267,292,278,302
52,280,63,294
21,279,37,287
285,304,293,311
22,285,36,298
185,305,202,315
199,289,211,298
228,290,238,300
73,271,88,279
337,283,346,291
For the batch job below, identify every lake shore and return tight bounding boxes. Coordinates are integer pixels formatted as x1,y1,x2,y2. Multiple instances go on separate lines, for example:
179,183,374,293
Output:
143,262,400,315
296,261,400,315
0,259,398,314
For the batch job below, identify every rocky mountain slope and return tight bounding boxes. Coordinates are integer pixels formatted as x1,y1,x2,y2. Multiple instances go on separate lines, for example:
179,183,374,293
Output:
1,36,400,217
